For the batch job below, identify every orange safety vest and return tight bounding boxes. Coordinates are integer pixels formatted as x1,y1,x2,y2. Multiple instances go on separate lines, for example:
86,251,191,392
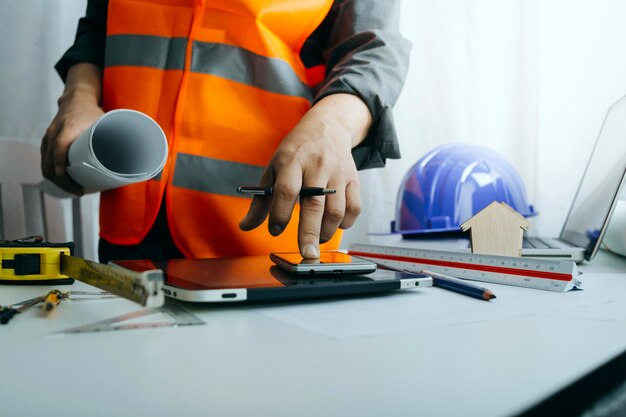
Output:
101,0,343,258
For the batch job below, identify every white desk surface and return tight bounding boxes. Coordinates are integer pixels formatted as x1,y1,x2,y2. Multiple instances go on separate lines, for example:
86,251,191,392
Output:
2,248,626,417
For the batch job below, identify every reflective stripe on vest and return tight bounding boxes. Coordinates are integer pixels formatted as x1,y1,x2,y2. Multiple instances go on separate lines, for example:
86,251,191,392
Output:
190,41,312,101
105,35,187,70
100,0,341,258
106,35,312,100
172,154,263,197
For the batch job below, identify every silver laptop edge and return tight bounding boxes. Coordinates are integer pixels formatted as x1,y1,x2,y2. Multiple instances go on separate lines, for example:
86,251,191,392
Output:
552,94,626,262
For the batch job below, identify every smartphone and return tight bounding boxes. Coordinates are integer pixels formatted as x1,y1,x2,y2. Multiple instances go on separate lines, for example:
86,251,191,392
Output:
270,251,377,274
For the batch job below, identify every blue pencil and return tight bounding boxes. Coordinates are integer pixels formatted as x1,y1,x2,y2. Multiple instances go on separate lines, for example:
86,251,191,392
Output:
421,270,496,301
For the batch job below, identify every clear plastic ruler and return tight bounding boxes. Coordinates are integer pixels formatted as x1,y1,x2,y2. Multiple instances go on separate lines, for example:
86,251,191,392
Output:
55,304,205,334
349,243,582,292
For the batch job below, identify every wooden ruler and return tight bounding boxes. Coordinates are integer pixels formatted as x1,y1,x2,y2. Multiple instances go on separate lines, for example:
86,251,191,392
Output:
349,243,582,292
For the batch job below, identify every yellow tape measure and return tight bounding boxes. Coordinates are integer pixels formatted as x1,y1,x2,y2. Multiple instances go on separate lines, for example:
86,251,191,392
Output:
0,236,164,307
0,237,74,284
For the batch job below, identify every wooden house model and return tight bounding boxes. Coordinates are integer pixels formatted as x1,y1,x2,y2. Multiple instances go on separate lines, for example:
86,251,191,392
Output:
460,201,530,257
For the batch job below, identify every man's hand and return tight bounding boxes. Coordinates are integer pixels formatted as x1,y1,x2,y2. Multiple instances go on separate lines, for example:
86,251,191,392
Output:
41,64,104,195
239,94,372,258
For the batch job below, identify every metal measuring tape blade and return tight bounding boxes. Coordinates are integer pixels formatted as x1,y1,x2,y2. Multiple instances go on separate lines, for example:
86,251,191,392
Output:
61,254,164,307
55,304,205,334
349,243,582,292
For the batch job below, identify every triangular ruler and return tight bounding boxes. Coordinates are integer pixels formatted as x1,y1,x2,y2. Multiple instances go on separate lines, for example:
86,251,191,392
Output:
55,304,205,334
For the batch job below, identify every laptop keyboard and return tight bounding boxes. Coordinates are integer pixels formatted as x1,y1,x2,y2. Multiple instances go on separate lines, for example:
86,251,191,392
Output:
522,237,557,249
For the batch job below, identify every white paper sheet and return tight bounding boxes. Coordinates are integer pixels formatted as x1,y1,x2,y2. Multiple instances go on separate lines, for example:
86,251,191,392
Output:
252,272,623,340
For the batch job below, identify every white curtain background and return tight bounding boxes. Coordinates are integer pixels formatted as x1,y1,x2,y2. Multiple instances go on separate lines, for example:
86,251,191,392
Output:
0,1,99,259
2,1,626,252
0,1,86,145
342,0,626,246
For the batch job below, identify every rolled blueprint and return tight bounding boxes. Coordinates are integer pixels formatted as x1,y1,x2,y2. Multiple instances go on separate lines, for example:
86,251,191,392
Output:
41,109,167,197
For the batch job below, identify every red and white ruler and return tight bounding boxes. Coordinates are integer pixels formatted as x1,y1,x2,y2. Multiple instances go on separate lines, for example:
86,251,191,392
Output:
349,243,582,292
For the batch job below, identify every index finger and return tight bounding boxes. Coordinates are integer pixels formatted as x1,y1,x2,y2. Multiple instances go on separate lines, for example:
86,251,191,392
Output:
296,173,331,259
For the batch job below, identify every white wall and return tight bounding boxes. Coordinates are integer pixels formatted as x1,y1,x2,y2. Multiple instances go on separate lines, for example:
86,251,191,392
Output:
535,0,626,235
342,0,626,246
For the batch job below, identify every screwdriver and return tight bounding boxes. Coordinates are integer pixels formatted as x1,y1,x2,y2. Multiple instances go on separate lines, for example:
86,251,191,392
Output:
0,294,47,325
0,290,114,325
42,290,65,314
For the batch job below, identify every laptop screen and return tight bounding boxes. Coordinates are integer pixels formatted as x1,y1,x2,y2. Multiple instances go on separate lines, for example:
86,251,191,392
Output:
560,95,626,260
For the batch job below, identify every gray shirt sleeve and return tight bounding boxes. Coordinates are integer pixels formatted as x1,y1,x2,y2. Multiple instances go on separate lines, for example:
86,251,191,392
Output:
302,0,412,170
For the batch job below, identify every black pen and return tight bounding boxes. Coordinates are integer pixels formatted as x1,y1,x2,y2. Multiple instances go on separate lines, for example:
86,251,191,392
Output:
237,186,336,197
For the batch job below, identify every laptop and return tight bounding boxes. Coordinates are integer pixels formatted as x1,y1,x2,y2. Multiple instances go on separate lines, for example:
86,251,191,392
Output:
520,94,626,263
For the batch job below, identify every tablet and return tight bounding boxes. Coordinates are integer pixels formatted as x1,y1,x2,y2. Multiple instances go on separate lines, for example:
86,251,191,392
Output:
110,256,432,303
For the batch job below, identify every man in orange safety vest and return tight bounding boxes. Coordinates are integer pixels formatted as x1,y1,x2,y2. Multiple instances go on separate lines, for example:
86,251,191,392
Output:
41,0,410,263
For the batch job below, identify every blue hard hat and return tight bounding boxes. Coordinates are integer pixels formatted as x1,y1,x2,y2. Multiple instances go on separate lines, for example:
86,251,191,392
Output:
391,143,536,235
